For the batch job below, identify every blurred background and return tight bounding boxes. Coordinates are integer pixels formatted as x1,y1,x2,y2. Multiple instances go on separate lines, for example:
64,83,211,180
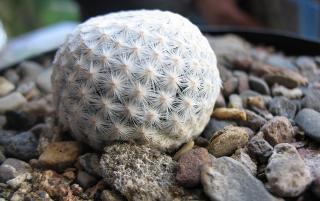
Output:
0,0,319,40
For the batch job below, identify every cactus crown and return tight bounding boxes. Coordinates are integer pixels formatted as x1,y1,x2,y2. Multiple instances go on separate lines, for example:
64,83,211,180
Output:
52,10,221,151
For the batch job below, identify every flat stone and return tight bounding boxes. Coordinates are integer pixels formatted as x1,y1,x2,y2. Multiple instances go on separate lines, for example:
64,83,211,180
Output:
0,158,31,182
247,132,273,163
295,108,320,143
201,157,279,201
36,67,52,93
0,92,26,114
266,143,312,197
176,148,209,187
301,88,320,112
201,118,237,140
212,108,247,121
228,94,243,108
76,170,97,189
231,148,257,175
272,85,303,99
261,116,295,146
207,126,249,157
268,97,297,119
39,141,83,170
5,131,39,161
78,153,101,176
0,77,14,97
264,73,307,89
249,75,270,95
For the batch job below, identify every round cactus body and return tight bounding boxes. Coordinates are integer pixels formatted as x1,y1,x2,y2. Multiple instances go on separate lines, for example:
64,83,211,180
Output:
52,10,221,151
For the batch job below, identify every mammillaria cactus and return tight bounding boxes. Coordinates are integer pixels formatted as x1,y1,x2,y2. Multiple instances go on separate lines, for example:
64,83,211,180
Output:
51,10,221,151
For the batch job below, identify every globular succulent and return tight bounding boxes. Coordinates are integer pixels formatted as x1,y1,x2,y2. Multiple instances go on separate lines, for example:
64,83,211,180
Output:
51,10,221,151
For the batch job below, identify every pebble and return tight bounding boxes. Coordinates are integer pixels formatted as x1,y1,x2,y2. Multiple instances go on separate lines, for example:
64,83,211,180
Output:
0,129,15,145
231,148,257,175
0,147,5,164
215,93,226,108
266,143,312,197
234,71,249,93
264,73,307,89
296,56,319,82
268,97,297,119
0,158,31,182
249,75,270,95
222,77,238,97
201,118,237,140
4,69,20,84
301,88,320,112
4,131,39,161
176,148,209,187
212,107,247,121
207,126,249,157
76,170,97,189
232,55,252,71
78,153,102,177
21,95,54,116
295,108,320,143
100,190,123,201
238,109,267,131
239,90,261,107
272,85,303,99
266,54,297,71
194,136,210,147
4,111,38,131
18,61,44,82
36,67,52,93
228,94,243,108
173,141,194,161
201,157,279,201
39,141,83,170
247,132,273,163
0,92,27,114
261,116,295,146
247,96,265,109
0,77,14,97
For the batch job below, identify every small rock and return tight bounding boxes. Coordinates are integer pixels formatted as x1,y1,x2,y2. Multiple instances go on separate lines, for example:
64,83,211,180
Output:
247,132,273,163
100,190,123,201
173,141,194,161
194,136,210,147
36,67,52,93
232,55,252,71
215,93,226,108
212,107,246,121
272,85,303,99
266,143,312,197
0,77,14,97
261,116,295,146
5,131,39,161
249,75,270,95
264,73,307,89
0,158,31,182
201,118,237,140
0,92,26,114
266,54,297,71
301,88,320,112
238,109,267,131
6,172,31,189
247,96,265,109
201,157,279,201
4,111,38,131
296,56,319,82
295,108,320,143
4,69,20,84
16,81,39,100
21,95,54,116
228,94,243,108
79,153,101,176
207,126,249,157
239,90,261,107
176,147,209,187
234,71,249,93
222,76,238,97
62,170,76,181
231,148,257,175
76,170,97,189
18,61,43,82
268,97,297,119
71,183,83,196
39,141,83,170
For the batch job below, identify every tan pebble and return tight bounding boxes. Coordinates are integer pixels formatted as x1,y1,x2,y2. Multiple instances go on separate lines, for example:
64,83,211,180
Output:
0,76,14,96
247,96,265,109
211,107,247,121
173,140,194,161
0,92,27,113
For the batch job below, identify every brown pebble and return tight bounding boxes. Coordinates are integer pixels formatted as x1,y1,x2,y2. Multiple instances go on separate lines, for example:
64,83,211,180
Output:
247,96,265,109
173,141,194,161
211,107,247,121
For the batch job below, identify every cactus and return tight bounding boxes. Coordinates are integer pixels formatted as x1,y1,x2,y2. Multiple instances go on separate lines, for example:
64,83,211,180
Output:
51,10,221,151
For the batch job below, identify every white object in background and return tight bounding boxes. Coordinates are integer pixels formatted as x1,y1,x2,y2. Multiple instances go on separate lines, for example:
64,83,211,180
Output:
0,21,7,52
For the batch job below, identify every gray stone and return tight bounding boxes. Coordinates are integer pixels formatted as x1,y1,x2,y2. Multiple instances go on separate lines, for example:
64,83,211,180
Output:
266,143,312,197
36,67,52,93
268,97,297,119
0,92,27,114
201,118,236,140
301,88,320,112
222,76,238,97
76,170,97,189
0,158,31,182
4,69,20,84
228,94,243,108
266,54,297,71
78,153,101,176
0,130,15,145
295,108,320,143
201,157,279,201
272,85,303,99
247,132,273,163
249,75,270,95
234,71,249,93
231,148,257,175
296,56,319,82
238,109,267,131
18,61,43,82
5,131,39,161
